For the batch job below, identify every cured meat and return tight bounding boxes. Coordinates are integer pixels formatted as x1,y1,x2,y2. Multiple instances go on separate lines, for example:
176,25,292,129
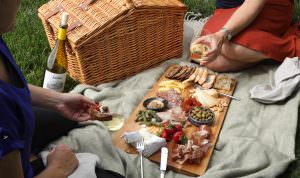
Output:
190,146,204,164
172,139,209,165
191,132,203,146
182,140,193,154
171,144,185,160
199,125,212,135
168,106,187,122
157,89,183,108
157,106,187,122
176,153,192,165
200,139,211,153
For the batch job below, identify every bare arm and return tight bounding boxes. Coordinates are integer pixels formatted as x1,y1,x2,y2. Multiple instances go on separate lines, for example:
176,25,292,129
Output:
218,0,268,38
0,150,69,178
198,0,268,64
28,84,96,121
34,166,68,178
2,146,80,178
29,84,62,110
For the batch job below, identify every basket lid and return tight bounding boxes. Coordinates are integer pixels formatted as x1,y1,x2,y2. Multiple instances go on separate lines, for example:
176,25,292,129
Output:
132,0,186,9
38,0,185,45
38,0,131,45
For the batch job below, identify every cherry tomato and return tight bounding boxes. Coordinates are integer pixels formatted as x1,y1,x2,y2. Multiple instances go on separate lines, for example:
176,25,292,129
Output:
174,124,182,132
172,131,183,144
161,130,171,142
191,53,200,60
165,124,176,135
94,104,100,111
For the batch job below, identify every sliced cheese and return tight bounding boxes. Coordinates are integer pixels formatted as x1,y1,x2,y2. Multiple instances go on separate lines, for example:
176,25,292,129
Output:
193,88,219,108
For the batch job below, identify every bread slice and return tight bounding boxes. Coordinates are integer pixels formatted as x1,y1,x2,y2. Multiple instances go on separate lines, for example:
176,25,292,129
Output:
183,67,198,83
213,75,232,91
194,68,204,83
198,68,208,85
202,74,216,89
89,106,113,121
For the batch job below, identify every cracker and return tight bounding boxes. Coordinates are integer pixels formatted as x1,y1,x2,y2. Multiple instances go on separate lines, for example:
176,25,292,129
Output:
166,65,181,79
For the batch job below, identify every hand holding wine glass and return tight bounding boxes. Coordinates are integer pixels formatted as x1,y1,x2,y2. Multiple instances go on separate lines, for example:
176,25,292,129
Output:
194,31,226,66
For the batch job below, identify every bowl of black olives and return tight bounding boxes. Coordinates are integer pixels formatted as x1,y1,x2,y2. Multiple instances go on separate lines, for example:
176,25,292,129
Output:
188,106,215,125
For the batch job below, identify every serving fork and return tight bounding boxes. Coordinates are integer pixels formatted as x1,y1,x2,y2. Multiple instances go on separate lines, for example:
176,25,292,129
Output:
136,139,145,178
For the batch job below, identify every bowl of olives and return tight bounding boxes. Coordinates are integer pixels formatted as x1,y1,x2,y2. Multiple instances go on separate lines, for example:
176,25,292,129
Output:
188,106,215,125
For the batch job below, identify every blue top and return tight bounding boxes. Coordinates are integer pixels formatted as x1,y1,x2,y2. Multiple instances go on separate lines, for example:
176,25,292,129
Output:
0,37,34,178
216,0,244,8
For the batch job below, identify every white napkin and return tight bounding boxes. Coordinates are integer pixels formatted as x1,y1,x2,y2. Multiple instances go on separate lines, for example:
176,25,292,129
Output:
250,57,300,104
40,151,101,178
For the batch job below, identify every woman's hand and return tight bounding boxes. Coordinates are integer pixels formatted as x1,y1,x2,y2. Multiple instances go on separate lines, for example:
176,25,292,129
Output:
55,93,96,122
195,31,226,66
46,144,78,177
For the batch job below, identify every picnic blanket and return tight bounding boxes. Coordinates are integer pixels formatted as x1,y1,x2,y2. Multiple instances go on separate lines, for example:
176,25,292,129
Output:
43,20,300,178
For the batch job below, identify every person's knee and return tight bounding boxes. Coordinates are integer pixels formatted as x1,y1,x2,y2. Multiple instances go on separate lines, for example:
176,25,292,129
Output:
221,41,240,60
204,56,230,72
203,55,257,72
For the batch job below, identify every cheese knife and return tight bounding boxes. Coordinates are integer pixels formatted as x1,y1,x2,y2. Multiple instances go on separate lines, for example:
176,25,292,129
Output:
160,147,168,178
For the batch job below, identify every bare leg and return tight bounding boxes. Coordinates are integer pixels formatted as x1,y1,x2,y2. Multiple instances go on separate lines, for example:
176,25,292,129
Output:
204,55,257,72
204,41,269,72
222,41,269,62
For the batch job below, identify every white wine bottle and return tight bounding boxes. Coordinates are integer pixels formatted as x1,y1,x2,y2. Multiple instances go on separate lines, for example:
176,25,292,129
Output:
43,12,69,92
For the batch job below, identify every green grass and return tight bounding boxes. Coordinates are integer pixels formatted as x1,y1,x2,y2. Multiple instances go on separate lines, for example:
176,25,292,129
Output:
3,0,77,90
2,0,300,177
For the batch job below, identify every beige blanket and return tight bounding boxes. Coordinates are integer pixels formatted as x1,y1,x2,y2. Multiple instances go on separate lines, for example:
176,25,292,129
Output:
44,21,299,178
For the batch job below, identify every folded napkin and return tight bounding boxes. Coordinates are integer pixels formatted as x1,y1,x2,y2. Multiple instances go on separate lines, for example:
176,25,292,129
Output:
123,128,167,157
250,57,300,104
41,151,101,178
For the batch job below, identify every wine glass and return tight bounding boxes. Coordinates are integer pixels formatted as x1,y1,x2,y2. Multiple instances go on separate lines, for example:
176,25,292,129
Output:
189,28,211,64
103,114,125,131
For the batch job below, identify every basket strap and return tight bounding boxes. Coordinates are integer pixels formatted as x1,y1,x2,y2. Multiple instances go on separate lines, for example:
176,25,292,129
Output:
44,4,83,33
45,4,64,20
79,0,96,10
67,21,83,33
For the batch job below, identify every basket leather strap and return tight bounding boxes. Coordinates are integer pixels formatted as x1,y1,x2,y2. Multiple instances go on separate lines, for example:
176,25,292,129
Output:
67,21,83,33
45,4,64,20
44,4,83,33
79,0,96,10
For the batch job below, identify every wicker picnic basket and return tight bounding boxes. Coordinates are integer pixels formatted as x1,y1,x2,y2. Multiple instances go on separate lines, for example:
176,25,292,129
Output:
38,0,186,85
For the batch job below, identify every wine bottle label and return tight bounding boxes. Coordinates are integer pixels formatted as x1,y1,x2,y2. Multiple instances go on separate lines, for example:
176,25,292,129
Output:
43,70,66,92
58,28,67,40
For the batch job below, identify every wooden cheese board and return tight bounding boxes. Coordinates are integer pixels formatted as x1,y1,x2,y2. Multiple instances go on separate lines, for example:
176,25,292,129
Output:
112,65,237,176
